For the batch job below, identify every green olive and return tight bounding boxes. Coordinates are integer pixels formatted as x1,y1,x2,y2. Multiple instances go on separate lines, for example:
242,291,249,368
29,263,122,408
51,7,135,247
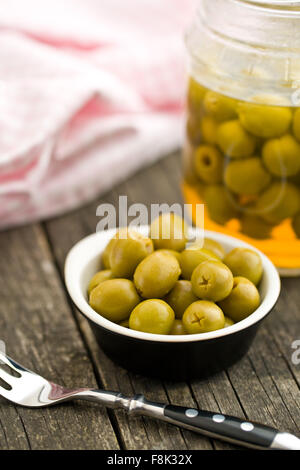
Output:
101,239,115,269
150,213,188,252
203,91,237,122
194,145,224,184
101,247,111,269
101,227,130,269
293,108,300,142
179,246,220,280
129,299,175,334
224,157,271,195
217,120,256,158
218,276,260,322
289,169,300,186
88,270,114,296
187,77,206,114
182,300,225,334
191,260,234,301
292,212,300,238
189,237,225,259
169,319,187,335
183,144,200,185
223,247,263,285
165,280,198,319
200,116,218,144
238,101,292,138
262,135,300,177
134,251,181,298
204,185,239,225
155,249,181,263
255,182,300,224
89,279,140,323
186,115,202,145
240,214,273,240
203,238,225,259
109,229,154,278
224,316,234,328
119,319,129,328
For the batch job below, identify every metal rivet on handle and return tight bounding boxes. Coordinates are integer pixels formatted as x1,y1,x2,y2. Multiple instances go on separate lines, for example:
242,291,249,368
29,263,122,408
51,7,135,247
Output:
212,414,225,423
185,409,199,418
241,422,254,432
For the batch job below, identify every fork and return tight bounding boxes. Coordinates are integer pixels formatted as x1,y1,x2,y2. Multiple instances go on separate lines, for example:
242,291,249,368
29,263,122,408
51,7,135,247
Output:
0,351,299,450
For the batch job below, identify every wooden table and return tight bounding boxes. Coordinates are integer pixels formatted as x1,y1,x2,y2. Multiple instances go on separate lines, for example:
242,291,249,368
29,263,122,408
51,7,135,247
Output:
0,152,299,450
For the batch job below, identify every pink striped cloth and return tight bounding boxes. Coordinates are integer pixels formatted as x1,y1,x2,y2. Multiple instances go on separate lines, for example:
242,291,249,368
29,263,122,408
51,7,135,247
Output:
0,0,197,229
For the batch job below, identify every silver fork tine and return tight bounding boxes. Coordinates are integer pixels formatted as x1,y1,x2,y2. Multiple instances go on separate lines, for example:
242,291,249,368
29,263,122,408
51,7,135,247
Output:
0,385,12,400
0,351,28,374
0,367,19,387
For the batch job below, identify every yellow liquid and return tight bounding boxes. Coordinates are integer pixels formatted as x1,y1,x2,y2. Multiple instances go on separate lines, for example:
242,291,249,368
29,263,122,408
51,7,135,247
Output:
183,182,300,272
184,78,300,274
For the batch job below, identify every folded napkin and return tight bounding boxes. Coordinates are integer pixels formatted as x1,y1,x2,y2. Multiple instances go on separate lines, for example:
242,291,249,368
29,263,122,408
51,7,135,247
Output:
0,0,197,229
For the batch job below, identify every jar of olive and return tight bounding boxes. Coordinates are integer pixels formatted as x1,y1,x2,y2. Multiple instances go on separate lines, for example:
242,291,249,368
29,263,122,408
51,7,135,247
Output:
183,0,300,275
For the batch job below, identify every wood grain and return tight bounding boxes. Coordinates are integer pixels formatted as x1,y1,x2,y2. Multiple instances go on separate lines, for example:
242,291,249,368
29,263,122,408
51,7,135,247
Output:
45,151,300,449
0,225,119,450
0,151,299,449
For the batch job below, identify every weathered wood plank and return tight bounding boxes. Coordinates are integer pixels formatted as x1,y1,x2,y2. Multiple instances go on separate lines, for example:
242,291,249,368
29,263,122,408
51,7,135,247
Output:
267,279,300,388
0,225,119,450
44,154,215,450
227,286,300,434
44,151,300,449
43,153,231,449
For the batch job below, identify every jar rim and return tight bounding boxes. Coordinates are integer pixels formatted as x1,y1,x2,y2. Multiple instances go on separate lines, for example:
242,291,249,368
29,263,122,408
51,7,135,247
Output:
195,0,300,48
187,0,300,104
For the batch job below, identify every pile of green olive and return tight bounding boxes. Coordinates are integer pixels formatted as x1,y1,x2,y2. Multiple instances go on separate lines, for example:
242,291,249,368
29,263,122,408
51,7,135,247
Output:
185,78,300,239
88,214,263,335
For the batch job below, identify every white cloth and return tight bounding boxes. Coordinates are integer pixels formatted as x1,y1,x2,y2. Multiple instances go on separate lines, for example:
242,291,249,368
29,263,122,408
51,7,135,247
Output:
0,0,197,229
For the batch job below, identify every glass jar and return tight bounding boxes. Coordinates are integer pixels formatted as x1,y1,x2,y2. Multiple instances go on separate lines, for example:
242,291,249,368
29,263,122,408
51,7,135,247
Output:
183,0,300,275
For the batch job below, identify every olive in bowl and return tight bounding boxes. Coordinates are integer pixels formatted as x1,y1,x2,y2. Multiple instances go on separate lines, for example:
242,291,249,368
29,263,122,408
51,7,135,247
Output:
65,226,280,380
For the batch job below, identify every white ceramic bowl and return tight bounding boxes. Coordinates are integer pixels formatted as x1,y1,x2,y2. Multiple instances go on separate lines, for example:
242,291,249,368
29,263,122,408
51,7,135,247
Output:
65,227,280,380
